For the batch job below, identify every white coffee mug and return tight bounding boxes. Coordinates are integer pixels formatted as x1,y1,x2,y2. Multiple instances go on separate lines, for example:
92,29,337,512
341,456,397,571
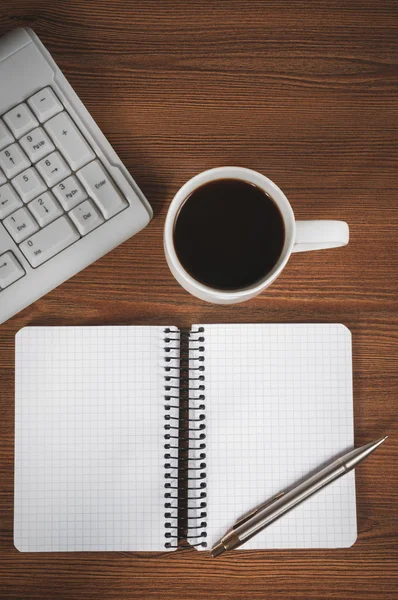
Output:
164,167,349,304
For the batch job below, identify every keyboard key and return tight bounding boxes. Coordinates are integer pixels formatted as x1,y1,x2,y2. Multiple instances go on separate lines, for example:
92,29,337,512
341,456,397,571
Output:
0,121,14,151
0,251,25,289
52,175,87,210
28,87,63,123
12,168,47,203
19,127,55,162
36,151,71,186
3,103,39,138
0,183,23,218
0,168,6,186
28,192,63,227
19,216,80,268
77,161,127,219
0,144,30,178
69,199,104,235
45,112,95,170
3,207,39,243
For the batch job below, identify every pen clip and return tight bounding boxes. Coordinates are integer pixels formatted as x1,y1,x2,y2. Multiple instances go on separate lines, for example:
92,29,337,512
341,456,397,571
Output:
232,492,285,529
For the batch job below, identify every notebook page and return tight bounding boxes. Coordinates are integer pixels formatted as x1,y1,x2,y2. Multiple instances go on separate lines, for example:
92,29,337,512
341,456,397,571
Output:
14,326,179,552
194,323,356,550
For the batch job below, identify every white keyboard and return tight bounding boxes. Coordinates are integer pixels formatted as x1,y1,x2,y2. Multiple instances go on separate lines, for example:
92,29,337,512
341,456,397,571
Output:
0,28,152,324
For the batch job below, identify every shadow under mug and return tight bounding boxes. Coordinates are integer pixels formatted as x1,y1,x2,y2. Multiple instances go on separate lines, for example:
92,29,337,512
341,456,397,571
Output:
164,167,349,304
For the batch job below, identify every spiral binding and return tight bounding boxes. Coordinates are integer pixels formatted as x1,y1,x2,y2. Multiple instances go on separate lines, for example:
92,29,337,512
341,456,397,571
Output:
163,326,207,549
187,327,207,549
163,327,180,549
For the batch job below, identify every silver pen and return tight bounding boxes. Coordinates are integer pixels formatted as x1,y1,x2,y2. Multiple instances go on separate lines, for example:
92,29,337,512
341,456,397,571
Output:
211,436,387,557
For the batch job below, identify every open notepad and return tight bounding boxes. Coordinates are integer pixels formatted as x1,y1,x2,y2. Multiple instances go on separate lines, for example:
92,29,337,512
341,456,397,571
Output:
14,324,356,552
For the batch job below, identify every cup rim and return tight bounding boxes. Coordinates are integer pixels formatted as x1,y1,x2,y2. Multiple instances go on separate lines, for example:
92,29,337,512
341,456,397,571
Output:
164,167,296,299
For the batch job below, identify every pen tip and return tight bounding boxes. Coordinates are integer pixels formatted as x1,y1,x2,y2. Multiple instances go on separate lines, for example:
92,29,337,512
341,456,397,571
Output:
211,542,226,558
377,435,388,444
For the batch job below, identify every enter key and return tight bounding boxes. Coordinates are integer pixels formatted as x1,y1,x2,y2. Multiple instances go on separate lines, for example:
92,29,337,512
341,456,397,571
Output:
77,160,128,219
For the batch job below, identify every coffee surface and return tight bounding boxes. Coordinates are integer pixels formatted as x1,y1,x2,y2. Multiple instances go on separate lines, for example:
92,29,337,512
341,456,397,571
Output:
173,179,285,290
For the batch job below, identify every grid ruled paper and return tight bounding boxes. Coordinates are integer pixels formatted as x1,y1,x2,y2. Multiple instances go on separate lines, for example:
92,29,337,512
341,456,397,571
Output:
14,326,177,552
193,323,357,550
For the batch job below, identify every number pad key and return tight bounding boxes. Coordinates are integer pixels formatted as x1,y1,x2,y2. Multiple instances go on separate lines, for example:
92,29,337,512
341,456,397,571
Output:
52,175,87,210
45,112,95,170
69,199,104,235
28,87,63,123
0,144,30,179
0,168,6,186
0,121,14,151
0,183,23,218
3,207,39,243
3,103,39,139
77,160,127,218
19,216,80,268
12,168,47,203
0,251,25,289
29,192,63,227
36,151,71,186
19,128,55,163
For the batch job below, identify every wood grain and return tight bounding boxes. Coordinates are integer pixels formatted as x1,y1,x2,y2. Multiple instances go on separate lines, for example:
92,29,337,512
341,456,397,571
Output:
0,1,397,598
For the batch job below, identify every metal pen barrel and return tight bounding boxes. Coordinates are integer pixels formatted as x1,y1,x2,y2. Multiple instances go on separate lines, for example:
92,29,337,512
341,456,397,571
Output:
212,437,387,556
236,460,346,544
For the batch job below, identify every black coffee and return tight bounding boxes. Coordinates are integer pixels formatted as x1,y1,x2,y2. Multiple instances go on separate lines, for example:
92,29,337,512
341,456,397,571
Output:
173,178,285,290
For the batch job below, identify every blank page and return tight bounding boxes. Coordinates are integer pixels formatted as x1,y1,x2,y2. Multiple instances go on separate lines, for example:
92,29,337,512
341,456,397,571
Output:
15,326,179,552
194,324,356,550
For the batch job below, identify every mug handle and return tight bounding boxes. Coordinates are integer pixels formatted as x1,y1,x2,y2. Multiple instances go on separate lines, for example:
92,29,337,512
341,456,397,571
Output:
292,220,349,253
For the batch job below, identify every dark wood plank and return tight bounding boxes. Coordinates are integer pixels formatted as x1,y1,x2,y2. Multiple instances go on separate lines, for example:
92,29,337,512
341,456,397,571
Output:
0,1,397,598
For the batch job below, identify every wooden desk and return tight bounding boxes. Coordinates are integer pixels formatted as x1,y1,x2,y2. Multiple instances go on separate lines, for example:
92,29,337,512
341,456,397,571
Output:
0,1,397,598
